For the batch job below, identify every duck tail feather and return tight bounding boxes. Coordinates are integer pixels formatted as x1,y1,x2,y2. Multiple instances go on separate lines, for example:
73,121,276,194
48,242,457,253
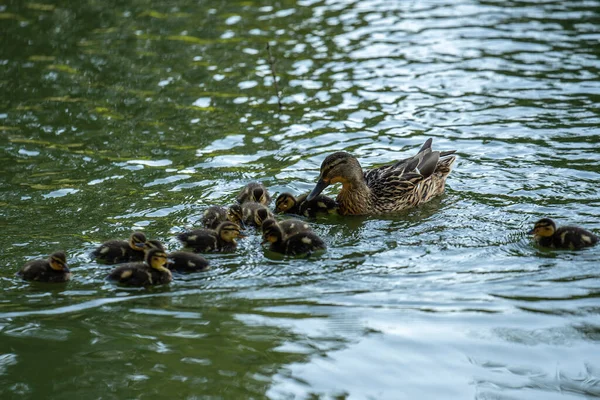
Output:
418,151,440,178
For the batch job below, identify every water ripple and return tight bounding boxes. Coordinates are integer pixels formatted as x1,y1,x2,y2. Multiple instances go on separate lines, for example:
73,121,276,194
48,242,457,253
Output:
1,0,599,398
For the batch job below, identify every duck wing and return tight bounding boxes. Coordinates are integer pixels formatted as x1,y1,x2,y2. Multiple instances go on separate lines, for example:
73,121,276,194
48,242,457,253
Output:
363,139,431,184
364,139,456,185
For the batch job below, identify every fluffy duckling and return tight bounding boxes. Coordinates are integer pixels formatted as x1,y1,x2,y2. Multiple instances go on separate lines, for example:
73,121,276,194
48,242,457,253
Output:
232,201,273,227
261,218,312,237
227,204,245,228
307,138,456,215
107,248,172,287
275,192,338,217
201,206,228,230
91,231,147,264
236,182,271,205
262,221,326,256
177,221,244,253
528,218,598,250
146,240,209,273
16,251,71,283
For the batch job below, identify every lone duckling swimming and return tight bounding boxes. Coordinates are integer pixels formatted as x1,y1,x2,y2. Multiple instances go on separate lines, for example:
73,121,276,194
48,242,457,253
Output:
236,182,271,206
146,240,209,273
275,192,338,217
91,231,147,264
528,218,598,250
107,248,172,287
307,138,456,215
16,251,71,283
177,221,244,253
262,221,326,256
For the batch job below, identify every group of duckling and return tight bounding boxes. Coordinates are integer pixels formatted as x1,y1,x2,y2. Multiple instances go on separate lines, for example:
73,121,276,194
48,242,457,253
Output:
17,180,336,286
16,139,598,286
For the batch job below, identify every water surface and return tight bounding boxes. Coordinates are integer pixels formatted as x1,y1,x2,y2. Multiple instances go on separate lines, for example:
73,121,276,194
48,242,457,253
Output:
1,0,600,398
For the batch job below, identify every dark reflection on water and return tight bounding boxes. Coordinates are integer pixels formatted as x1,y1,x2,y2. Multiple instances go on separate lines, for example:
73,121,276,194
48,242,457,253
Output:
1,0,600,398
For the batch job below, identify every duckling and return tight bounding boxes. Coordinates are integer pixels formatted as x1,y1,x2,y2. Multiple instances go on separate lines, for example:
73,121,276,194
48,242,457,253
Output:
107,248,172,287
528,218,598,250
262,222,326,256
91,231,147,264
235,201,274,227
236,182,271,205
252,206,274,227
146,239,209,273
177,221,244,253
307,138,456,215
16,251,71,283
275,192,338,217
261,218,312,237
201,206,228,230
227,204,245,228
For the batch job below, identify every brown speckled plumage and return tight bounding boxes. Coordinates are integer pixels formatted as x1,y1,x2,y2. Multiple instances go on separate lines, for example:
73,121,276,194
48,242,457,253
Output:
307,138,456,215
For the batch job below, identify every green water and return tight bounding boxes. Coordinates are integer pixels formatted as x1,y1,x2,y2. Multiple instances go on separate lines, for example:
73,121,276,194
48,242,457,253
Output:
2,0,600,398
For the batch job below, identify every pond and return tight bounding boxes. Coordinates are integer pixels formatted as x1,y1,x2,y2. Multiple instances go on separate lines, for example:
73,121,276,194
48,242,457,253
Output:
1,0,599,398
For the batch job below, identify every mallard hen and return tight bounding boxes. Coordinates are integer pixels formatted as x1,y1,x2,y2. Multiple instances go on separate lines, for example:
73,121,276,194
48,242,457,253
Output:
307,138,456,215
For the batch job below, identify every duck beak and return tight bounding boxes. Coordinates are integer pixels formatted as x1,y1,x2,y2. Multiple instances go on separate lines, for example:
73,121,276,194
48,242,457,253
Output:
135,242,145,249
307,179,328,201
62,265,70,273
527,228,535,235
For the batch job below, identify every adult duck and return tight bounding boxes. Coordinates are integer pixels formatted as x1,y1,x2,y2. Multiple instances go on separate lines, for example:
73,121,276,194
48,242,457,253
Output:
307,138,456,215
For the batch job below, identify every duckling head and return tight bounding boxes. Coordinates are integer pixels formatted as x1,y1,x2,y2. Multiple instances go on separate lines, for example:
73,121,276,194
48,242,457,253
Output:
528,218,556,238
145,239,165,252
203,207,221,218
146,248,169,272
129,231,147,251
261,218,278,234
254,207,271,226
307,152,362,201
49,251,69,272
252,187,269,205
261,223,283,245
227,204,245,228
275,193,297,213
217,221,245,243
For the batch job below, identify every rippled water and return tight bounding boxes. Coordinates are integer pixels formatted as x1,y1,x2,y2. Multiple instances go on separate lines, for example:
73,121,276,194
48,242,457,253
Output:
2,0,600,398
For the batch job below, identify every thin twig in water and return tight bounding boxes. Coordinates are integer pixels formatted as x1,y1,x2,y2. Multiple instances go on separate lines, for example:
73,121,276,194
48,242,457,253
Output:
266,43,282,112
